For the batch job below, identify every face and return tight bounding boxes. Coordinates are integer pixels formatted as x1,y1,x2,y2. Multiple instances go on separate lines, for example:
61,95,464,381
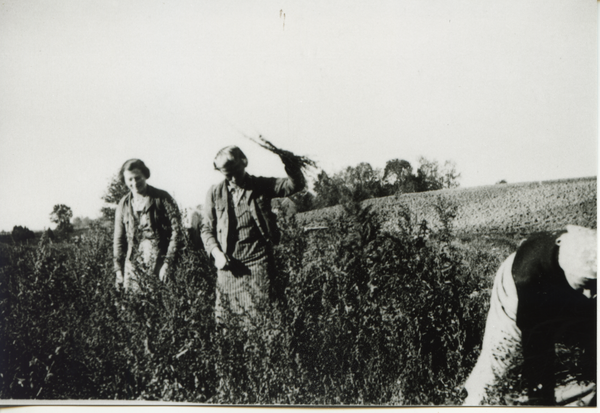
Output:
218,162,246,186
123,169,148,194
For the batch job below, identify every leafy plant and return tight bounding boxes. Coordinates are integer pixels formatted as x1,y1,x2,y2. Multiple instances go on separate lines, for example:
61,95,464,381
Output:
0,191,592,405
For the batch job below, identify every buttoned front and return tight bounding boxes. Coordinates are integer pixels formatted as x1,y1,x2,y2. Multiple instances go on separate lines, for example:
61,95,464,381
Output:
113,185,181,278
201,162,305,317
201,168,304,259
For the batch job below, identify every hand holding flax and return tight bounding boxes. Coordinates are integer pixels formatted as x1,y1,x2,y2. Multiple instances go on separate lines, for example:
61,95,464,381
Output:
245,134,317,172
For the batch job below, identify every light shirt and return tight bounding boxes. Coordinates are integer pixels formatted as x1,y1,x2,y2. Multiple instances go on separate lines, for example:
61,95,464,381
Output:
227,181,245,206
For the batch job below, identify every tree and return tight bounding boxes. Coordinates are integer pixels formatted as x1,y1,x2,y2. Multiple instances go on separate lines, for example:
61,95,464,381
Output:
312,158,461,209
50,204,73,235
72,216,93,229
313,163,386,208
440,160,461,189
414,157,460,192
382,159,416,195
414,157,443,192
339,162,385,202
43,228,55,241
186,204,204,249
11,225,35,243
101,174,129,222
290,191,315,213
313,171,345,209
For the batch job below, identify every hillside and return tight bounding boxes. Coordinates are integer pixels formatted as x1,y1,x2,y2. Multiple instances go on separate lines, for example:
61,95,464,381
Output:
297,176,597,235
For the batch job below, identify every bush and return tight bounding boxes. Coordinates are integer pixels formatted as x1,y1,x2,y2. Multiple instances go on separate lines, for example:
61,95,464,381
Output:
207,199,493,405
0,222,217,400
11,226,35,244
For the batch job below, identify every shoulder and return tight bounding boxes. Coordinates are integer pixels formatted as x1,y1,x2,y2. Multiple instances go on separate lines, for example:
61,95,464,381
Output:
512,230,565,286
214,180,227,191
147,186,177,211
117,193,131,208
147,185,172,201
248,174,277,189
204,182,227,209
209,180,227,198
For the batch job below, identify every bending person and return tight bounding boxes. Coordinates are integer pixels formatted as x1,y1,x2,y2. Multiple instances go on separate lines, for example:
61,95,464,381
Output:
113,159,180,292
201,145,305,320
463,225,596,405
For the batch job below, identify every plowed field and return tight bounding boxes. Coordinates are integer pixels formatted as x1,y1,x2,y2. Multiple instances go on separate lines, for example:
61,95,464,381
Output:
298,177,597,235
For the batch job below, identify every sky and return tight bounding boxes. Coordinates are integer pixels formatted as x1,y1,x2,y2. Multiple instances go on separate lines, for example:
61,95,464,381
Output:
0,0,597,232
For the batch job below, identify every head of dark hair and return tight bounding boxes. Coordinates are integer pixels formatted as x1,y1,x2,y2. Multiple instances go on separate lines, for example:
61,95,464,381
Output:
119,159,150,184
213,146,249,170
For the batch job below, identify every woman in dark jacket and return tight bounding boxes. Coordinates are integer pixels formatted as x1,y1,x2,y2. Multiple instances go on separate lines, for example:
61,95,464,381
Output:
113,159,180,292
201,146,305,319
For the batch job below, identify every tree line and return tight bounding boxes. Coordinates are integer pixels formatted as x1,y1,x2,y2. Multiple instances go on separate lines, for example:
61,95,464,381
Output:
291,156,460,212
6,156,460,243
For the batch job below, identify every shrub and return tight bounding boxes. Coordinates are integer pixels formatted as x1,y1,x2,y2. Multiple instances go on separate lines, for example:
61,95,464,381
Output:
0,221,217,400
227,198,493,405
11,226,35,244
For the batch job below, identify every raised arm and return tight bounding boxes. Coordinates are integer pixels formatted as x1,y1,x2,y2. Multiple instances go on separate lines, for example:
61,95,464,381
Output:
269,155,306,198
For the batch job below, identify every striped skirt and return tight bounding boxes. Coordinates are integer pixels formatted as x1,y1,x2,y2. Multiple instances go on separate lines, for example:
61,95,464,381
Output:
215,259,271,321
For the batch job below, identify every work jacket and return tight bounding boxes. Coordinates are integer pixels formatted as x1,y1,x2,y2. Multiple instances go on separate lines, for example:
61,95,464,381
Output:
201,164,305,258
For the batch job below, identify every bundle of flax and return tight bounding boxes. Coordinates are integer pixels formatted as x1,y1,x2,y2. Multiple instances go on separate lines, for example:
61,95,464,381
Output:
246,134,317,173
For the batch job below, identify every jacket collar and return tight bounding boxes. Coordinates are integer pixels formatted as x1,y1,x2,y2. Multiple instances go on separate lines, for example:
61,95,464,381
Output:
217,180,230,206
125,185,159,213
218,176,256,205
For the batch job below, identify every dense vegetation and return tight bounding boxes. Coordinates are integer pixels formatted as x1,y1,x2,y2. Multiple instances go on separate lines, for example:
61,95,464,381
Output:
0,199,502,404
0,177,595,404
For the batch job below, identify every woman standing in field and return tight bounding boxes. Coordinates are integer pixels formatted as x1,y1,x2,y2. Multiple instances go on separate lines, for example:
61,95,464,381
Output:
113,159,181,292
201,146,305,320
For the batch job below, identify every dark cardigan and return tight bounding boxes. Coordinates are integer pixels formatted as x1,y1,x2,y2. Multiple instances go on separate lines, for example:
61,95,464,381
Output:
113,185,180,274
512,231,596,405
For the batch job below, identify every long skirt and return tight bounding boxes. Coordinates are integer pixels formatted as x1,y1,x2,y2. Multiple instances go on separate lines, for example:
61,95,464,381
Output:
215,259,271,322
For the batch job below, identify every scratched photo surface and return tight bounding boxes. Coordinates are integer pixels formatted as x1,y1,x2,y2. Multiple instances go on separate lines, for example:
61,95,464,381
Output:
0,0,596,407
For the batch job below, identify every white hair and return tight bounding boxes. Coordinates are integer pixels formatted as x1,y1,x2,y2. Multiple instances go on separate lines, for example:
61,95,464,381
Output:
557,225,597,290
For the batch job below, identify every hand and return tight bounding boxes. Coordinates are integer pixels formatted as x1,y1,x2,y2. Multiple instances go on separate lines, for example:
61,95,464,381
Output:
212,249,229,270
278,150,294,165
159,263,169,282
115,270,124,290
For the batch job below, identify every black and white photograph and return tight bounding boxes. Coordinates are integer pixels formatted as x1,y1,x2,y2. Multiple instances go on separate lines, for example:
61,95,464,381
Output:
0,0,596,408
